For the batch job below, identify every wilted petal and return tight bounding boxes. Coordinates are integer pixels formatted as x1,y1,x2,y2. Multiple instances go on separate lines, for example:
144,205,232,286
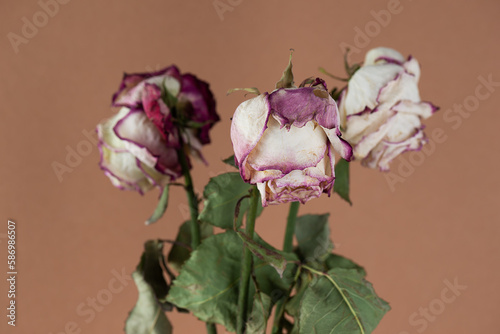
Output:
343,106,395,143
403,56,421,79
392,100,438,119
113,109,181,178
97,109,171,193
178,74,219,145
320,127,353,162
247,117,328,176
112,65,181,107
257,166,333,206
364,47,405,66
338,47,438,171
339,64,402,117
231,94,271,177
268,87,339,129
353,113,398,159
377,71,420,105
362,129,427,171
114,76,181,109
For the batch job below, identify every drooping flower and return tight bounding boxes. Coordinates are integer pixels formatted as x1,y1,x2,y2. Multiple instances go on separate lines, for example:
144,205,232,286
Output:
231,78,352,206
337,47,438,171
97,66,219,193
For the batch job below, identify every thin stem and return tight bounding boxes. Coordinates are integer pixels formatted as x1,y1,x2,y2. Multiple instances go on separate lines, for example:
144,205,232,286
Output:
272,201,300,334
176,136,216,334
318,67,349,82
177,145,201,249
283,201,300,252
236,186,259,334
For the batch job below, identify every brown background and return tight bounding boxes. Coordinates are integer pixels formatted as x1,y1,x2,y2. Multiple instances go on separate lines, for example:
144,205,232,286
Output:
1,0,499,333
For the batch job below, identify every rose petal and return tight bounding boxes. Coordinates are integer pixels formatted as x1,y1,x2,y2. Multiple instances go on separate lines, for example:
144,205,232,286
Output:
257,167,333,206
113,109,181,178
362,129,427,171
268,87,339,129
114,76,181,109
392,100,438,119
230,93,271,178
247,117,328,175
377,71,420,105
340,64,402,117
178,73,219,145
343,106,396,143
112,65,181,107
364,47,405,66
353,113,398,159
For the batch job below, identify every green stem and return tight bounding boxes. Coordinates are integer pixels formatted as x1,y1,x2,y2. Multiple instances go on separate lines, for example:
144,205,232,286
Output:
177,146,201,249
205,323,217,334
272,201,300,334
177,139,216,334
283,201,300,252
236,186,259,334
318,67,349,82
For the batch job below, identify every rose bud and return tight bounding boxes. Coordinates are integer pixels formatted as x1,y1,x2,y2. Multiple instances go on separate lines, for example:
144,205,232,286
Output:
231,79,352,206
97,66,219,193
337,47,438,171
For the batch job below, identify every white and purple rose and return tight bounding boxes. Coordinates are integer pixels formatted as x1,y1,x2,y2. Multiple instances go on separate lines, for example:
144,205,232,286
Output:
231,79,352,206
97,66,219,194
337,47,438,171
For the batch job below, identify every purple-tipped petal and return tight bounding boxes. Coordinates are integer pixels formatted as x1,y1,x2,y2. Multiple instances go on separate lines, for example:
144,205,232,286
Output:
246,116,328,176
362,128,427,171
113,109,181,178
377,71,420,105
268,87,339,129
257,167,334,206
339,47,438,171
178,73,219,145
364,47,405,66
96,110,172,194
339,64,402,117
391,100,437,119
230,94,271,180
111,65,181,107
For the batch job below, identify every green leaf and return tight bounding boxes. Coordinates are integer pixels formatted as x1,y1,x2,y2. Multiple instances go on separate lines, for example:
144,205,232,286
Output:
199,172,263,229
276,50,295,89
285,273,311,318
246,293,272,334
222,155,237,169
227,87,261,96
145,186,169,225
237,230,287,277
167,221,213,272
167,231,297,331
135,240,171,308
166,232,243,331
125,271,173,334
252,234,299,300
324,253,366,277
299,268,390,334
295,214,333,263
334,158,352,205
125,247,173,334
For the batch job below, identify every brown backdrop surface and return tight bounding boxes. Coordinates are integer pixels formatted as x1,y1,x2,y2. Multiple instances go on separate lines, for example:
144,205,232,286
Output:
1,0,499,333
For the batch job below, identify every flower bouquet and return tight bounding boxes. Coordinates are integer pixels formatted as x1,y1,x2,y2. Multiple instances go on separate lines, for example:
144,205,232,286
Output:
96,47,437,334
